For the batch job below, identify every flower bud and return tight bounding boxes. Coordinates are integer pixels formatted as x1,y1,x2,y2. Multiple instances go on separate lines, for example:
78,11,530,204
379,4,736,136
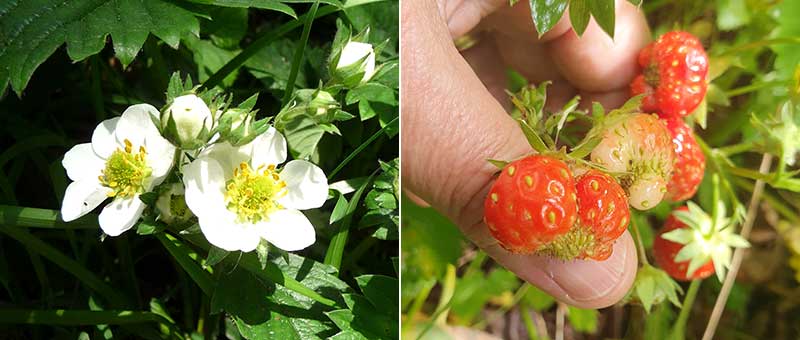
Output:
218,108,261,146
155,184,193,225
333,41,376,87
308,90,339,118
161,94,214,149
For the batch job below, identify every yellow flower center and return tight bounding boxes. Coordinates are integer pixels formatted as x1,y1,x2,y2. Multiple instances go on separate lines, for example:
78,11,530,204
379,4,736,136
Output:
225,162,286,223
99,139,152,198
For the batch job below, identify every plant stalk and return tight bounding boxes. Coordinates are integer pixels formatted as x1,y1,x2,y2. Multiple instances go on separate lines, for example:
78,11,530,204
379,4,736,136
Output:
702,153,773,340
670,279,701,339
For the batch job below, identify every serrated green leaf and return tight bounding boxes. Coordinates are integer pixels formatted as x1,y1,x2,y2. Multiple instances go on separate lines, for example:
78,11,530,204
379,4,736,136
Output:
346,83,396,106
184,0,297,17
355,275,398,318
588,0,615,38
529,0,569,37
569,0,591,36
0,0,202,95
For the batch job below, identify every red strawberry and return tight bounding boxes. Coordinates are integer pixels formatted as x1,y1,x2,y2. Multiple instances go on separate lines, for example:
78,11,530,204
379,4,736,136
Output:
484,155,578,254
590,113,675,210
573,170,630,260
665,119,705,201
653,207,715,281
631,31,709,118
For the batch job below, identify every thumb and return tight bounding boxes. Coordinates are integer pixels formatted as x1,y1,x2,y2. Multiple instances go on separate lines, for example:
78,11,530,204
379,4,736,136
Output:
401,0,637,308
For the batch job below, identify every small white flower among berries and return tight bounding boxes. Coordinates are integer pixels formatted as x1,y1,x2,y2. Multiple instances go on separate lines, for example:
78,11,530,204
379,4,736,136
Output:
182,127,328,252
61,104,176,236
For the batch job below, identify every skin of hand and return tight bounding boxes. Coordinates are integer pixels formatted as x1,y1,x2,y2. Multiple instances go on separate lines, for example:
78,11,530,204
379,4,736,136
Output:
401,0,651,308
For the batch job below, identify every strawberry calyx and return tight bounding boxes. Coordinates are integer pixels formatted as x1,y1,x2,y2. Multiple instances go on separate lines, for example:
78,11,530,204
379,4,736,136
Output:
661,200,750,281
627,264,683,313
536,224,597,260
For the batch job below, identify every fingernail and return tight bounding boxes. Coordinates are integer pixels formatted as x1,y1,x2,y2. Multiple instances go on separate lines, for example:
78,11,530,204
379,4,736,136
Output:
544,237,629,302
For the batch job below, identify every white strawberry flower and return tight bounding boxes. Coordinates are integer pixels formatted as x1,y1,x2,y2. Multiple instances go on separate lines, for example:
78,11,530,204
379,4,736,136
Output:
183,127,328,252
61,104,176,236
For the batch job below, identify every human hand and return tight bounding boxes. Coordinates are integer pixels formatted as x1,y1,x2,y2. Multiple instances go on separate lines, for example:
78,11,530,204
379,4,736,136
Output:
401,0,650,308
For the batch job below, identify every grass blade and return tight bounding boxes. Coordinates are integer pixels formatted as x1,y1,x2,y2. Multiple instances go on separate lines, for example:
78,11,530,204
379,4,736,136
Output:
281,0,321,105
0,205,97,229
323,170,375,271
201,5,338,90
328,116,398,180
0,225,127,306
154,232,214,296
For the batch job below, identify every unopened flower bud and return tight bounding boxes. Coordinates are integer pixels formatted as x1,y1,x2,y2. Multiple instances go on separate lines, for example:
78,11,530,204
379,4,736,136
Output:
161,94,214,149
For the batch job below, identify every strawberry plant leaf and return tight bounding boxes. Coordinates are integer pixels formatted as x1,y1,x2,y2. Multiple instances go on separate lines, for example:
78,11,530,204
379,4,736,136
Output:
588,0,615,38
529,0,569,37
0,0,202,96
568,0,591,36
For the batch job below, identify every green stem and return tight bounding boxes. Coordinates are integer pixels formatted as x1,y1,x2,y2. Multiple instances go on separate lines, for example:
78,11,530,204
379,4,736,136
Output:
434,264,457,325
281,0,320,105
200,6,339,90
328,116,398,180
718,141,755,157
520,304,541,340
0,205,97,229
670,279,701,340
0,225,127,306
726,81,787,97
720,37,800,56
630,214,650,265
155,232,214,296
402,279,435,335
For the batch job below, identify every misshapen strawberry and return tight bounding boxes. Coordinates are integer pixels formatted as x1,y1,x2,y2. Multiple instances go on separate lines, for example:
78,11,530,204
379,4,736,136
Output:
631,31,709,118
572,170,630,260
484,155,578,254
653,207,715,281
590,113,675,210
665,119,705,201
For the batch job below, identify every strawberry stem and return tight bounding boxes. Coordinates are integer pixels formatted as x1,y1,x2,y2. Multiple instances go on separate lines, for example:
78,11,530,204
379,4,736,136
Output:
630,214,650,266
670,279,702,340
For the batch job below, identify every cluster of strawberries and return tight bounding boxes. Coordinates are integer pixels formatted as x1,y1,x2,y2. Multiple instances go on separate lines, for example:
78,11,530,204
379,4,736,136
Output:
484,31,713,280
